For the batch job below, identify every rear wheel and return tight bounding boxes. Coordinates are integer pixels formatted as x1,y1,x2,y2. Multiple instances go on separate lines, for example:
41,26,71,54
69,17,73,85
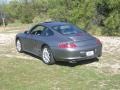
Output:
16,39,23,53
42,46,55,65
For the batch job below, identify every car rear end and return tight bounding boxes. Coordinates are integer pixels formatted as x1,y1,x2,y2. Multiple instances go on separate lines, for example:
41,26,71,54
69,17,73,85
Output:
52,33,102,62
50,23,102,62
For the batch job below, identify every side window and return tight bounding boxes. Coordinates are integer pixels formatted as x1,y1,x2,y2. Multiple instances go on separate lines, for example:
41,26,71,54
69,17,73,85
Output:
41,28,54,36
30,25,45,35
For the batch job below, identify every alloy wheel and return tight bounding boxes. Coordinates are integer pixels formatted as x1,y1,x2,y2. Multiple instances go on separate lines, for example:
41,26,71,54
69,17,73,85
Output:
42,48,50,63
16,40,22,52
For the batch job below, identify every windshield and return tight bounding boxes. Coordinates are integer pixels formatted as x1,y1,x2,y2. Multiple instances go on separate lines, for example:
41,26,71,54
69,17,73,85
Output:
52,24,83,35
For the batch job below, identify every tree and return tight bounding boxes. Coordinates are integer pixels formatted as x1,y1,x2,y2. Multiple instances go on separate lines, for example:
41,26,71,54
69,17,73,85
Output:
2,0,120,36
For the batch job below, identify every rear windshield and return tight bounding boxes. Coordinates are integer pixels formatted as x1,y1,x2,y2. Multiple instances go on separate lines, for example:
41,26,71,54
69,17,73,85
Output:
52,24,83,35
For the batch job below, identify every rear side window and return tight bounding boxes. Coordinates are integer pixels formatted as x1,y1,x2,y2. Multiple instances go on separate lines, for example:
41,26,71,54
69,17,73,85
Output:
41,28,54,36
52,24,83,35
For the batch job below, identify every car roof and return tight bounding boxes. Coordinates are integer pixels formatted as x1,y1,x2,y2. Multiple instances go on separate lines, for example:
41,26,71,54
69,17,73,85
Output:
40,21,68,27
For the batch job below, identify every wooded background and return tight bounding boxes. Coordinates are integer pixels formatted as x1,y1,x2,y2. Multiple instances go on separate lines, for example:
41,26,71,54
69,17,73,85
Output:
0,0,120,36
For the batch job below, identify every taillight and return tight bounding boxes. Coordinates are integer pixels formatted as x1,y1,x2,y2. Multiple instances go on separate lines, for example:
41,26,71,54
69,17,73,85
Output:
96,39,101,44
58,42,77,48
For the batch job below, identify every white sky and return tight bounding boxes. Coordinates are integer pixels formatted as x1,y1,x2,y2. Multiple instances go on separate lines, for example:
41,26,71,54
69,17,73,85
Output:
0,0,11,4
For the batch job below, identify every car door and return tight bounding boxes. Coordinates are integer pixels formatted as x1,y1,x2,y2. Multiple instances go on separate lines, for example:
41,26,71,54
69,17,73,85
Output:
24,25,46,54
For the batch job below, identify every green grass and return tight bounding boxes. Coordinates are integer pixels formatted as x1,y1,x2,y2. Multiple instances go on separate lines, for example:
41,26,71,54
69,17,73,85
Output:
0,56,120,90
0,25,120,90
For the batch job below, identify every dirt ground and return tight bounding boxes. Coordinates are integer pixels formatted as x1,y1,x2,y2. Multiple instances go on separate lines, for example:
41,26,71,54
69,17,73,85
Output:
0,28,120,74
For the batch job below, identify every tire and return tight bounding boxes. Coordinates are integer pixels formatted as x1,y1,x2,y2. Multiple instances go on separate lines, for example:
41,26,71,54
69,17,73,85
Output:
16,39,23,53
42,46,55,65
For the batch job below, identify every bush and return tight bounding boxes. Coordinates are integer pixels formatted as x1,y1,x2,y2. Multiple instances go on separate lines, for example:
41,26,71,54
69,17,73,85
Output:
20,15,33,24
32,15,51,24
3,0,120,36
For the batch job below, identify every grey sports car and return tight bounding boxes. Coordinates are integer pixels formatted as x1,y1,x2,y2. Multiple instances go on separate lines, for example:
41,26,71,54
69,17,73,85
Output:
16,21,102,65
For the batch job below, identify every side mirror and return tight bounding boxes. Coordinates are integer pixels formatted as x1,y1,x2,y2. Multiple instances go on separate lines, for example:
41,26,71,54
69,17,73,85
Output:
24,31,29,34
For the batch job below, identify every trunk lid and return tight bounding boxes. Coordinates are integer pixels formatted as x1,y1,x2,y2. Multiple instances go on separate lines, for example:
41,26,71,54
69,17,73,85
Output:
66,33,94,42
64,33,97,47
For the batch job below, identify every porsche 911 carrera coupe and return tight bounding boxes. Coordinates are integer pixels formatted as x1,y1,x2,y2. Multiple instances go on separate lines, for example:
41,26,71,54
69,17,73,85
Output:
16,21,102,65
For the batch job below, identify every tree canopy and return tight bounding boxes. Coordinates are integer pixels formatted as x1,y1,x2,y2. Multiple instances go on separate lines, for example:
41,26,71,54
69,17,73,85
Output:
1,0,120,36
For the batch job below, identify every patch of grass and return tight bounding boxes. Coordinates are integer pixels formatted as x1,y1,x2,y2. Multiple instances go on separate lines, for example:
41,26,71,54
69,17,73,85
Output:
0,56,120,90
0,27,120,90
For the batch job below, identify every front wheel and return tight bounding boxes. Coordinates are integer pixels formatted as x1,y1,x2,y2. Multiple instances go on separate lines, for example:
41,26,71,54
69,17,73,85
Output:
42,46,55,65
16,39,23,53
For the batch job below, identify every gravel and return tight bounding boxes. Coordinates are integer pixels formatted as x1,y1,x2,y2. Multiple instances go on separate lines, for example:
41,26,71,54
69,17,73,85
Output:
0,33,120,74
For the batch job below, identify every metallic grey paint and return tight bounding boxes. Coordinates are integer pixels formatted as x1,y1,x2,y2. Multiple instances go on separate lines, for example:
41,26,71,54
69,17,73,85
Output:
16,22,102,62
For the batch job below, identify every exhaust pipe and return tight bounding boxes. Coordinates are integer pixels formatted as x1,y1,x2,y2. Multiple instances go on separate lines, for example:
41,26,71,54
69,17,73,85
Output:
69,60,77,63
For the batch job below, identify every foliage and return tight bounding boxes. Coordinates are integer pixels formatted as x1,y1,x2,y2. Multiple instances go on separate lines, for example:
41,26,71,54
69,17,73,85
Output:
1,0,120,36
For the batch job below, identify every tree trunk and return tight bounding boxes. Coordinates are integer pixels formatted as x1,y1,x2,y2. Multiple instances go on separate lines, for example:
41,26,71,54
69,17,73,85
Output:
2,18,5,30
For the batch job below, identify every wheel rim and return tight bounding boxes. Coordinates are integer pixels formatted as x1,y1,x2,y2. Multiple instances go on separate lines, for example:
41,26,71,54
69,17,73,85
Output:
42,48,50,63
16,40,21,52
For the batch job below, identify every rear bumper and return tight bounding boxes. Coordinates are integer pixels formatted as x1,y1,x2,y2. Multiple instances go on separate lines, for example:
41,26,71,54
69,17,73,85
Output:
51,44,102,62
